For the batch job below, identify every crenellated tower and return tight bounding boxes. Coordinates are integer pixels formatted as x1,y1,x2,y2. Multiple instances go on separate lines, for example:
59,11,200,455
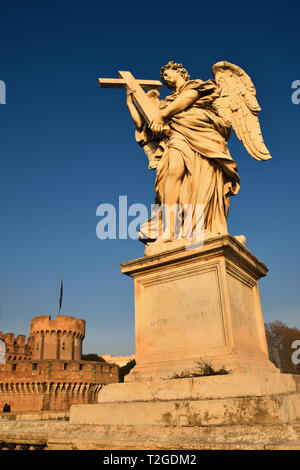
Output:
30,315,85,361
0,314,119,413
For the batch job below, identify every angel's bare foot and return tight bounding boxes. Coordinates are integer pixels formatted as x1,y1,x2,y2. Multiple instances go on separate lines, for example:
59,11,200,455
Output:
145,234,186,256
161,237,173,243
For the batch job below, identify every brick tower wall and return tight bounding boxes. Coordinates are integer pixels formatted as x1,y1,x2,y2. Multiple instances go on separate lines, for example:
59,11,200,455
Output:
30,316,85,362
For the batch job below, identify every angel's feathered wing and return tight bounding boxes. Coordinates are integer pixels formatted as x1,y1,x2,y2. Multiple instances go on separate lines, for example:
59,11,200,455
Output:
212,61,271,161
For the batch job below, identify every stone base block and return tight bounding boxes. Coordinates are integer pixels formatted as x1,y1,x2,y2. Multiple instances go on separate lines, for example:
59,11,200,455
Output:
46,423,300,450
71,394,300,427
120,235,277,382
1,419,300,449
97,371,300,403
69,372,300,427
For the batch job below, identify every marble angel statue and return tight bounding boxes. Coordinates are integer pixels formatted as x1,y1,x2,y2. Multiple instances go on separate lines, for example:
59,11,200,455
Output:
125,61,271,252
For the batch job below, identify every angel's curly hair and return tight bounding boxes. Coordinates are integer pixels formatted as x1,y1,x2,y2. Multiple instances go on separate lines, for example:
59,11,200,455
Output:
160,61,190,88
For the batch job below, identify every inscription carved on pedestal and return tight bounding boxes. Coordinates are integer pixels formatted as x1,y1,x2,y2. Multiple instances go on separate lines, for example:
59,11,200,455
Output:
140,267,226,359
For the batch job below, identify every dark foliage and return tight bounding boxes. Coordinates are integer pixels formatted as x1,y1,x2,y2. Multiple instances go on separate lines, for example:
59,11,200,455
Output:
119,359,136,382
171,360,230,379
265,321,300,374
81,354,107,362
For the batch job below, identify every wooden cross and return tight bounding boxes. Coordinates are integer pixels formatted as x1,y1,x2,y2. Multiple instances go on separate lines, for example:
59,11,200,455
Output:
98,71,163,126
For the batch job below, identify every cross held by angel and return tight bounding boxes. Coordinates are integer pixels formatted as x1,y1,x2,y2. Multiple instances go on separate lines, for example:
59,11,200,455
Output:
99,61,271,252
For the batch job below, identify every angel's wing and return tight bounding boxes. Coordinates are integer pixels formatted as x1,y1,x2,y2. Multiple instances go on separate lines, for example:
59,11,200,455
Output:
212,61,271,161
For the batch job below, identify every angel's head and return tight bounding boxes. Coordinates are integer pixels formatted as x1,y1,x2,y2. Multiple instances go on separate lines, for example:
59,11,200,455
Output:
160,61,190,89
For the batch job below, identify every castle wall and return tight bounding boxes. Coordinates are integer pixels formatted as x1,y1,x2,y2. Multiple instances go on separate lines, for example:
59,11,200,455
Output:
30,315,85,361
73,336,82,361
0,315,119,412
0,361,119,412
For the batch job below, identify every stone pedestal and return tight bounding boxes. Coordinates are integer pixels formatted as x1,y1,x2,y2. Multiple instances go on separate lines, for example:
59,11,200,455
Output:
68,235,300,447
120,234,277,382
65,235,300,449
70,372,300,428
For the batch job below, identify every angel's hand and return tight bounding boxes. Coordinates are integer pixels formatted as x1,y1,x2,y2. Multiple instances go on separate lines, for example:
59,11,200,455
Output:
126,89,134,107
149,115,164,135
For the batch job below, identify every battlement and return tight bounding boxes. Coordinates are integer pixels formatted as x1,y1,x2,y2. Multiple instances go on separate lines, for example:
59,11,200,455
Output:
0,332,33,362
30,315,85,338
0,316,119,412
0,360,118,380
1,333,27,346
1,315,86,363
30,315,85,361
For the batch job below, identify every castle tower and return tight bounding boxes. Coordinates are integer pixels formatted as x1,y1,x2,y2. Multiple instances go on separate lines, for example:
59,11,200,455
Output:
30,315,85,361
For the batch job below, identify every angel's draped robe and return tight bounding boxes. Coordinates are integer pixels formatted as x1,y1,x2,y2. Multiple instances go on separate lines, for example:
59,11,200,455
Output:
136,79,241,243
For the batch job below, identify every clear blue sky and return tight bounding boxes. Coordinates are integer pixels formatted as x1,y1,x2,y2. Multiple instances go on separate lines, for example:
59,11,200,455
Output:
0,0,299,355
